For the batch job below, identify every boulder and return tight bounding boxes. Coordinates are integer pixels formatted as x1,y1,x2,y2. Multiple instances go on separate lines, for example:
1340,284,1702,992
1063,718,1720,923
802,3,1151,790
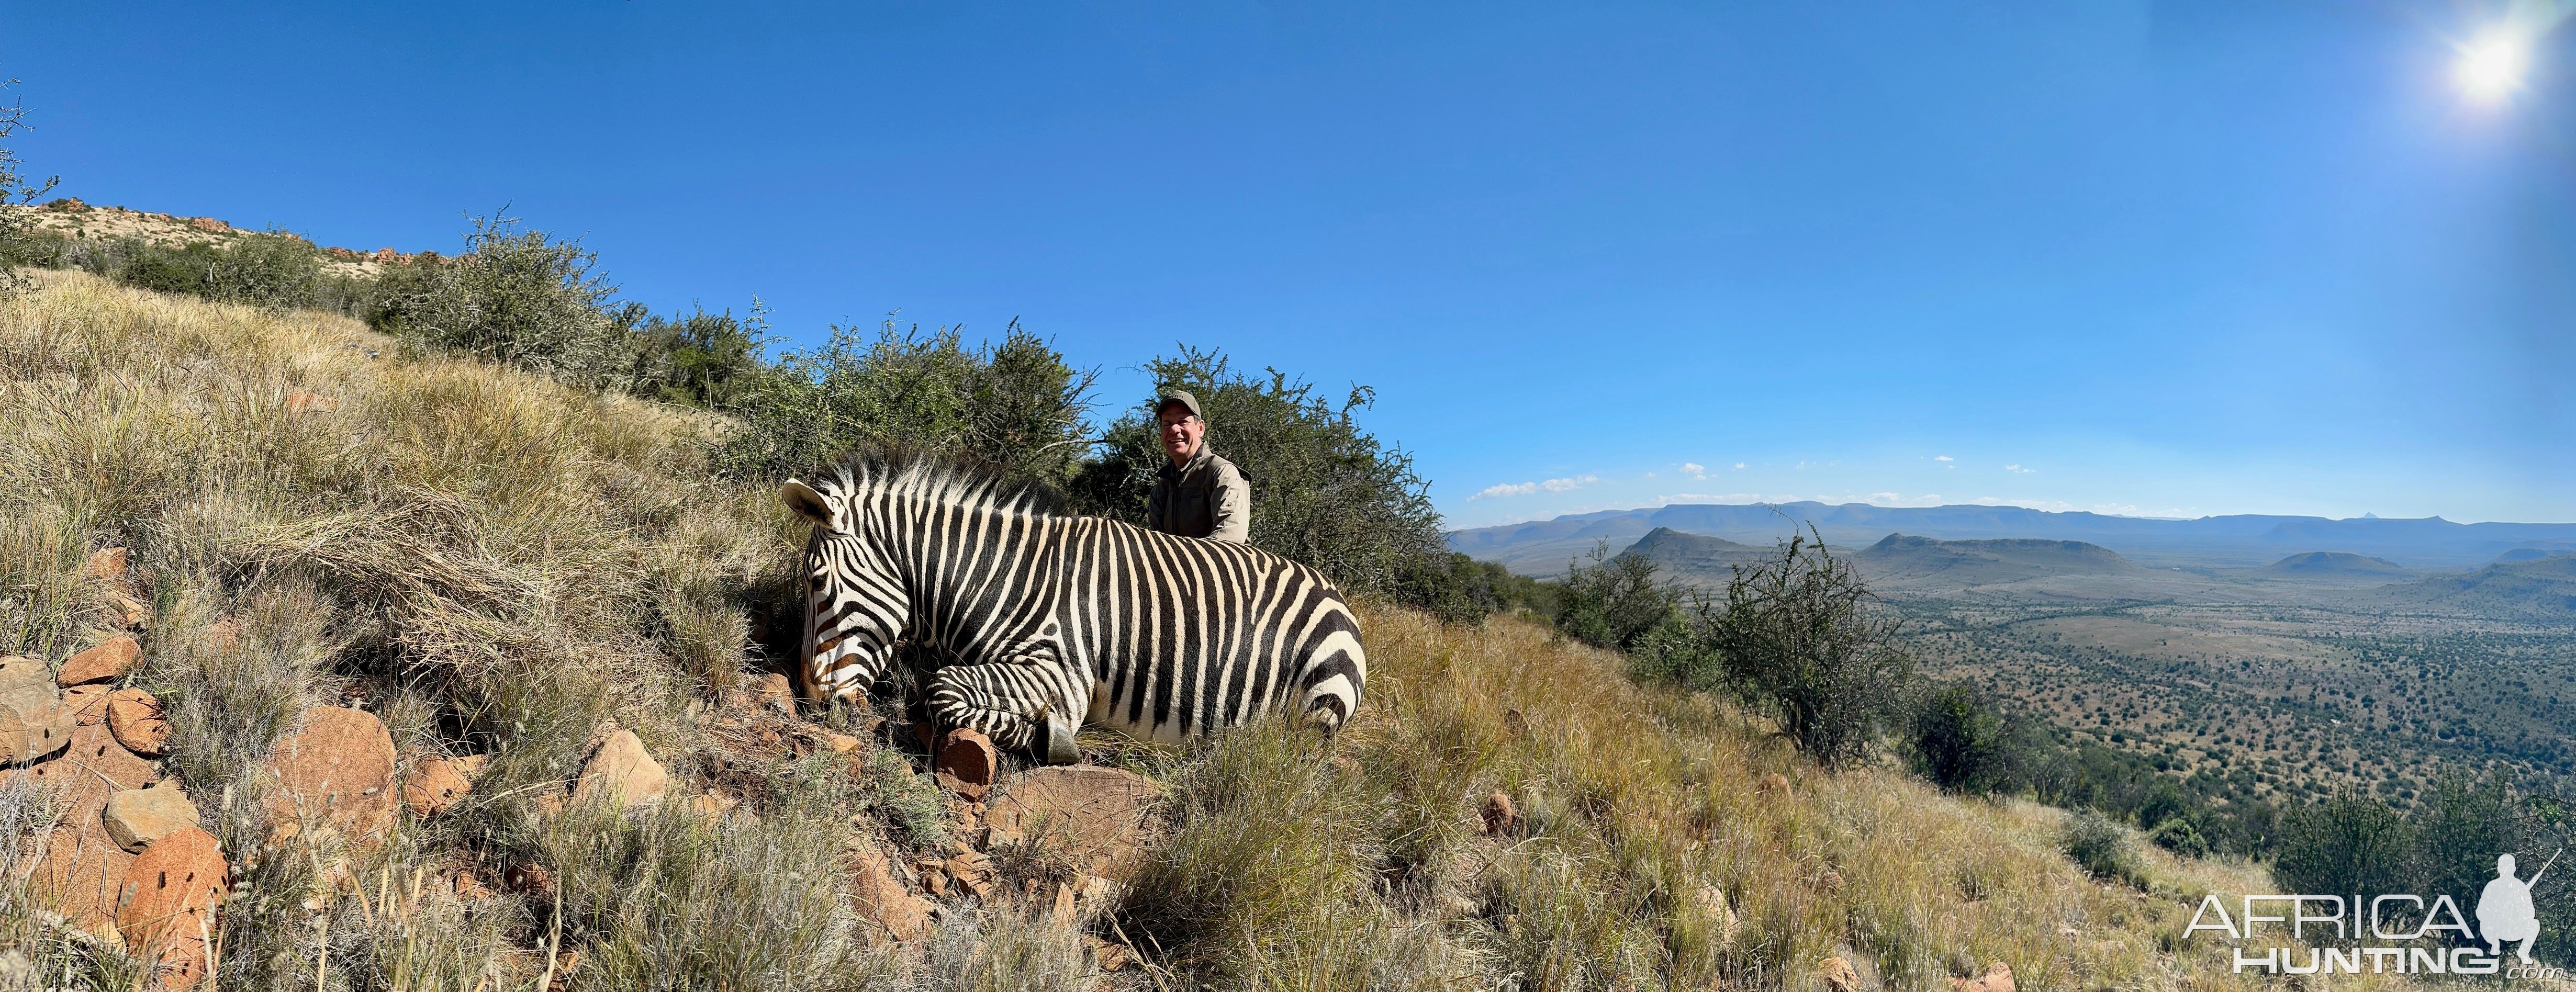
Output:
372,247,399,264
263,706,398,844
1481,790,1520,836
104,785,199,853
12,724,158,818
0,655,51,702
572,729,668,809
848,840,931,942
0,657,73,764
753,672,794,716
1950,962,2015,992
933,728,998,800
28,822,134,942
105,688,169,756
1756,772,1792,797
983,765,1163,882
62,683,113,726
1818,955,1861,992
58,636,142,686
116,826,227,990
188,217,230,233
400,756,478,818
83,547,128,581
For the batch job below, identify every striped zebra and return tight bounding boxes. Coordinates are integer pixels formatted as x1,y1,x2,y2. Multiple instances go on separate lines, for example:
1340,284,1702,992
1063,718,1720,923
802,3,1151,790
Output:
780,454,1366,759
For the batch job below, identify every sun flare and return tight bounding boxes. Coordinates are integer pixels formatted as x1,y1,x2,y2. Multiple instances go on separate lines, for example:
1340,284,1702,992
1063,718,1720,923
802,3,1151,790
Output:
2456,29,2533,104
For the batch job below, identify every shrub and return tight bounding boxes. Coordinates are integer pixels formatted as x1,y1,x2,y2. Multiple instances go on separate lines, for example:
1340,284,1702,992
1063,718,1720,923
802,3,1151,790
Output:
0,82,56,297
1702,532,1912,768
1069,346,1447,606
1910,683,2014,794
717,319,1096,485
2271,789,2414,901
2060,809,2144,886
624,302,775,410
1552,543,1679,653
2145,816,2211,858
377,213,633,387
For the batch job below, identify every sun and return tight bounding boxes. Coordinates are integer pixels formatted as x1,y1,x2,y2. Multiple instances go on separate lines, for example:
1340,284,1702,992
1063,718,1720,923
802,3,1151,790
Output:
2455,29,2533,104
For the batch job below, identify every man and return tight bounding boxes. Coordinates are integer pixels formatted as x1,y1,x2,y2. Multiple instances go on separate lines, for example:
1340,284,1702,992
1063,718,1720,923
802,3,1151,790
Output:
1144,388,1251,543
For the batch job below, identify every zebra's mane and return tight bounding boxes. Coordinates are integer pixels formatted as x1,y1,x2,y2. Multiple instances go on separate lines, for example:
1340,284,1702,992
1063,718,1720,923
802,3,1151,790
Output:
827,450,1072,520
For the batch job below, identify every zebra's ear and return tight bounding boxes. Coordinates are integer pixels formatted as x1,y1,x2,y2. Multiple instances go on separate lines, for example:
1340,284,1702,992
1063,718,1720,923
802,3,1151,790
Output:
781,479,838,532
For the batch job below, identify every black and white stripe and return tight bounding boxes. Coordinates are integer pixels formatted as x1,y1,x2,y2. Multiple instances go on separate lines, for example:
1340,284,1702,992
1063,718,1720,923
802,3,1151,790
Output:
782,455,1365,752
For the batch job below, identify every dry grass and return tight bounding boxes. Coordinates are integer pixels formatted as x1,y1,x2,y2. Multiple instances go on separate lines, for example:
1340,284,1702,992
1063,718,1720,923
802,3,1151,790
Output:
0,272,2443,989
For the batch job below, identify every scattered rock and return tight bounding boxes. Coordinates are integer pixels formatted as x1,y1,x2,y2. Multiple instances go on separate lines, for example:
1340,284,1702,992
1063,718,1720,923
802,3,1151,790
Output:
28,823,134,941
57,637,141,687
108,593,152,630
1695,883,1738,946
187,217,230,233
116,826,226,990
1050,881,1077,920
401,757,477,818
753,672,794,715
83,547,129,581
1085,935,1134,972
327,246,360,261
1481,791,1521,837
285,389,340,414
1818,955,1861,992
984,765,1163,882
689,792,738,818
263,706,398,844
62,683,113,726
15,724,160,817
0,658,73,764
105,688,169,756
934,728,998,800
372,247,399,264
47,197,87,212
572,729,668,809
944,843,994,897
206,618,241,652
1756,772,1792,797
1950,962,2015,992
848,840,932,941
451,871,494,900
104,785,199,853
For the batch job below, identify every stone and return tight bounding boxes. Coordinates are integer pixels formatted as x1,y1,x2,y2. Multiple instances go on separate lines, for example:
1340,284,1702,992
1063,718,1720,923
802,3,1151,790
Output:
1086,935,1133,972
188,217,229,233
12,723,158,819
0,685,73,765
29,822,134,941
206,618,241,651
0,655,52,703
1050,881,1077,920
934,728,999,801
1756,772,1792,797
753,672,794,715
689,792,738,818
1818,955,1861,992
1695,883,1738,946
452,871,494,900
116,826,226,990
83,547,128,581
821,731,863,753
263,706,398,844
1481,791,1520,836
401,757,477,818
285,390,340,414
1950,962,2015,992
104,785,199,853
105,688,169,756
572,729,668,809
983,765,1163,882
62,682,113,726
58,636,141,687
373,247,399,264
504,862,554,897
848,840,932,942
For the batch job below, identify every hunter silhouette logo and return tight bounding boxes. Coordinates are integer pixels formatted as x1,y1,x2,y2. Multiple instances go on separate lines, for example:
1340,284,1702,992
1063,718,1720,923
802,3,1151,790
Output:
2188,847,2564,978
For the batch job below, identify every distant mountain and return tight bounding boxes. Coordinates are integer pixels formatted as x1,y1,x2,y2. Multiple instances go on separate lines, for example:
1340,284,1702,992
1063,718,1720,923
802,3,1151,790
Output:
1852,534,2141,586
2492,543,2576,564
1615,527,1772,582
2263,551,2410,577
1448,501,2576,573
2376,556,2576,621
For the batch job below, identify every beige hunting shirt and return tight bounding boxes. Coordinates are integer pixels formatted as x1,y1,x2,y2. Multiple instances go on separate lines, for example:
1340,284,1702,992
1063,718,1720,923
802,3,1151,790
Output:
1147,447,1251,543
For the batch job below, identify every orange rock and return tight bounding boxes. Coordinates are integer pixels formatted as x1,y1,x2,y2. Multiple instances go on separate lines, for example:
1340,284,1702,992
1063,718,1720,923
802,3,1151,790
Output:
984,766,1163,882
1950,962,2015,992
401,757,476,818
753,672,794,715
934,728,998,800
106,688,169,756
58,636,141,686
1481,791,1520,836
451,871,494,900
116,826,226,990
109,592,152,631
28,822,133,941
1756,772,1792,797
848,840,931,941
62,682,113,726
83,547,129,581
504,862,554,897
263,706,398,844
187,217,230,233
285,389,340,414
1818,956,1861,992
572,729,668,809
372,247,399,264
207,618,241,651
0,696,73,765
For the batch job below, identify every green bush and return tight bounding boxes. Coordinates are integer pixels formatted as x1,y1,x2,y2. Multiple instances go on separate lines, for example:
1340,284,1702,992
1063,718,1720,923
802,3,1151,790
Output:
2060,808,2144,887
2272,789,2414,901
0,83,55,297
1910,683,2014,794
1550,542,1679,653
716,319,1095,485
1701,533,1912,769
377,213,632,387
624,302,775,410
1069,346,1447,606
2145,816,2211,858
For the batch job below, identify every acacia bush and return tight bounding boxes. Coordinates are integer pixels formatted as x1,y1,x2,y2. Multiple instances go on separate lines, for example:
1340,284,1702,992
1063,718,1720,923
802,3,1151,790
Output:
1700,533,1913,769
376,213,633,387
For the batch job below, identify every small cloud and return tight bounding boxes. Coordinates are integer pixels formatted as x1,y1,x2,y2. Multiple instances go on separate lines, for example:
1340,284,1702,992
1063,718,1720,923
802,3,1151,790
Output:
1732,462,1746,470
1540,475,1598,493
1934,455,1953,463
1469,475,1599,500
2004,464,2036,474
1681,462,1707,479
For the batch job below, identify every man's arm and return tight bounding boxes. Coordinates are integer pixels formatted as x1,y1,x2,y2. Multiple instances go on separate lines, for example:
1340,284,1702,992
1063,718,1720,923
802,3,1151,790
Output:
1209,461,1251,543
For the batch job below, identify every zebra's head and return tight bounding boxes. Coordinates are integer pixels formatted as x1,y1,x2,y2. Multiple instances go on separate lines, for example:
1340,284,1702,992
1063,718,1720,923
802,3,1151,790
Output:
782,471,908,703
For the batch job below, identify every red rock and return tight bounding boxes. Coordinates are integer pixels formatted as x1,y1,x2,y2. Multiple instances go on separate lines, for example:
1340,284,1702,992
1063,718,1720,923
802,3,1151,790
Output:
1481,791,1520,836
59,636,140,687
372,247,399,264
105,688,169,756
263,706,398,844
401,757,476,818
1818,956,1861,992
116,826,226,990
753,672,794,715
83,547,129,581
187,217,230,233
1950,962,2015,992
0,696,73,765
504,862,554,897
104,785,200,853
62,682,113,726
207,618,241,651
571,729,667,809
934,728,998,800
848,840,931,941
285,389,340,414
984,765,1163,882
29,822,133,941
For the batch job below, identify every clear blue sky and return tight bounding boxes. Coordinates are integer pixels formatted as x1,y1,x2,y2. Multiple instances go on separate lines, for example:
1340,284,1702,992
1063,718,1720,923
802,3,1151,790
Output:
9,2,2572,527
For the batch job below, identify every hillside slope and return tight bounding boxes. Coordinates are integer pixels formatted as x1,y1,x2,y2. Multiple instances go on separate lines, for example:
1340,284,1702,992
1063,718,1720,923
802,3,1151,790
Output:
0,273,2404,990
2260,550,2410,577
1853,534,2142,587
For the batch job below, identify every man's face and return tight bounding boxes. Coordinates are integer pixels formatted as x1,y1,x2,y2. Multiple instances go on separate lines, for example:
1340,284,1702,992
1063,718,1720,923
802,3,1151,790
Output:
1158,404,1204,463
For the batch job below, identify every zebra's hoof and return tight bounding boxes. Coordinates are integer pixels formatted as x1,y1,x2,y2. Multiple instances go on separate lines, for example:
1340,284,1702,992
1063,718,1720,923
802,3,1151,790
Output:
1042,707,1080,765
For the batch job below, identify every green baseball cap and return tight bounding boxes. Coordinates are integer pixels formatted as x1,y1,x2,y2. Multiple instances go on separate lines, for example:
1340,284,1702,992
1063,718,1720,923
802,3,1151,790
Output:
1157,389,1204,421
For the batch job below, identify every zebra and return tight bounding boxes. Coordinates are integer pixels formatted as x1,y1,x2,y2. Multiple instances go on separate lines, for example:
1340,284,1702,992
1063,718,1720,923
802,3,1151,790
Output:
780,454,1366,760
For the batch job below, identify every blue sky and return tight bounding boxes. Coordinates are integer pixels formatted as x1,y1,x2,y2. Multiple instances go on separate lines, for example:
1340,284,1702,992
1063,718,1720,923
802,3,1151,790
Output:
8,1,2572,527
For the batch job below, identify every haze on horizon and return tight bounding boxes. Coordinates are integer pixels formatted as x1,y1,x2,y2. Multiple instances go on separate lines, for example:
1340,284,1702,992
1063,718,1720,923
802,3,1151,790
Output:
8,2,2572,528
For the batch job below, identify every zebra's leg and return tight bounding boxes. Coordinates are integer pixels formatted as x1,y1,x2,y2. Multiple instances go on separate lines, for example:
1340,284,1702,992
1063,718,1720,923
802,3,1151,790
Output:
926,661,1084,759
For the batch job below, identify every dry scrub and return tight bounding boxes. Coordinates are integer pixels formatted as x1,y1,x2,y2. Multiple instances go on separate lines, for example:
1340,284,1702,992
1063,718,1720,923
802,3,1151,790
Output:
0,273,2430,989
